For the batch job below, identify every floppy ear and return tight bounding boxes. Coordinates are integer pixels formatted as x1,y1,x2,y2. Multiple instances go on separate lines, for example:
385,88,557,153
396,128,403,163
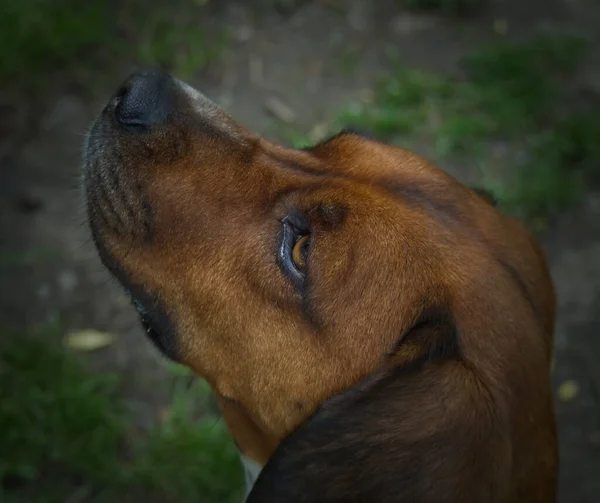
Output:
247,311,511,503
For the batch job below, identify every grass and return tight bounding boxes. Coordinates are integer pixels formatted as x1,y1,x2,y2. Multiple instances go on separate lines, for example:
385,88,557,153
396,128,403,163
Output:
279,126,317,149
334,32,600,221
0,0,226,88
0,327,244,503
0,0,112,82
0,335,124,489
4,2,597,222
3,7,598,502
121,1,227,81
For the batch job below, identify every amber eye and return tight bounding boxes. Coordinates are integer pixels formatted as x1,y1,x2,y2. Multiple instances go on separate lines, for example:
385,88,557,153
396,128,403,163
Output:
279,217,310,290
291,235,310,272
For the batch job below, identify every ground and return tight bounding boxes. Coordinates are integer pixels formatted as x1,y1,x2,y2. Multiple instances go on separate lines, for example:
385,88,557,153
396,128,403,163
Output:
1,0,599,501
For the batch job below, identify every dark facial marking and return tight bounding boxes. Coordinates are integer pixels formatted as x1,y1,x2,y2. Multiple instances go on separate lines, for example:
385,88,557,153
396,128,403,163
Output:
386,182,466,227
132,290,179,361
313,202,347,230
387,306,461,369
274,156,336,178
95,174,127,237
495,256,539,322
141,199,154,242
299,274,324,331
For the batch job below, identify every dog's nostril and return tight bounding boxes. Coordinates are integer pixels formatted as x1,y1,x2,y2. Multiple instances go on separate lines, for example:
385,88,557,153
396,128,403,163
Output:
116,84,128,99
108,88,125,112
110,85,128,107
112,69,175,132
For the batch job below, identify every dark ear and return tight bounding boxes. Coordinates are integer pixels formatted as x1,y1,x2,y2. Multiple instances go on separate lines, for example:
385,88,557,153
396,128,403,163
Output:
471,187,498,207
247,314,510,503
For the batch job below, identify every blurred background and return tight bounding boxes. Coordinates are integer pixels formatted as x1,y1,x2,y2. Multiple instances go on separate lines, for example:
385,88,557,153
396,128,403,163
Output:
0,0,599,502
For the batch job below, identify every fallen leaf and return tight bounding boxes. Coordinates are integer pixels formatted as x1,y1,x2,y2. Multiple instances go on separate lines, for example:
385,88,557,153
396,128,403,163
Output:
158,407,171,424
308,122,330,142
493,18,508,35
264,97,296,124
63,329,115,351
557,380,579,402
359,88,375,104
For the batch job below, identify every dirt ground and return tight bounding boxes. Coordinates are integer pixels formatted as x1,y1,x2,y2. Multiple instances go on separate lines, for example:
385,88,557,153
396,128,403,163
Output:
1,0,599,501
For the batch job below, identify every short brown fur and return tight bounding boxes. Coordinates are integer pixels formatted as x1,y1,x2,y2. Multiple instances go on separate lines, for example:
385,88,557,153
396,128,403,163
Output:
84,73,557,501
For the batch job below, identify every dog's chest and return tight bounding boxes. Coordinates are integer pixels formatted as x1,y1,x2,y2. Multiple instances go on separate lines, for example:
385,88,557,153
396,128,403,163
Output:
241,454,263,501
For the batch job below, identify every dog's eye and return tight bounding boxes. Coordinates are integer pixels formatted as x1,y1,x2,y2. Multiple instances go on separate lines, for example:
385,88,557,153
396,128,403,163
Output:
292,235,310,272
279,217,311,289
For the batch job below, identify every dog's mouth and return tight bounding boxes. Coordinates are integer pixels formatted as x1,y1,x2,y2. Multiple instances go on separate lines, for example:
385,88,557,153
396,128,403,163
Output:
83,70,201,363
140,317,161,350
91,228,180,361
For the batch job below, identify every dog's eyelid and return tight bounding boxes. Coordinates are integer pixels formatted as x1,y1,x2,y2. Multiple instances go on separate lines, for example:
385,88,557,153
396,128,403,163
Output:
307,205,320,216
282,213,310,234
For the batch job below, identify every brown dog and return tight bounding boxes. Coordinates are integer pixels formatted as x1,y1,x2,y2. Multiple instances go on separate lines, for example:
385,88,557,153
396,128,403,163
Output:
83,69,558,502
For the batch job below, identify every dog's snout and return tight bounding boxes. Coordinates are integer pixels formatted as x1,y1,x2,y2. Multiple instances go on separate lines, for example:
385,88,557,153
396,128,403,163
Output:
112,69,175,131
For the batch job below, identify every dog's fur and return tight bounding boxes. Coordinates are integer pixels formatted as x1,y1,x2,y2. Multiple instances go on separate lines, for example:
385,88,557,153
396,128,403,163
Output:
84,70,558,502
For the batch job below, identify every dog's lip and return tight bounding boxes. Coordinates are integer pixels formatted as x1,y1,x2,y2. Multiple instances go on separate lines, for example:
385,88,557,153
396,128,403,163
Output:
138,315,173,359
131,295,155,329
140,317,158,339
135,301,168,354
128,291,178,360
132,295,150,321
131,293,147,314
128,291,154,327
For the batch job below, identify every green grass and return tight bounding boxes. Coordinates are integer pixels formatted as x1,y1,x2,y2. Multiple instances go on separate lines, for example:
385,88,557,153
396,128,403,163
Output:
132,412,242,502
123,1,227,81
0,0,113,81
335,33,600,220
0,335,124,489
128,363,244,503
278,127,316,149
0,330,243,503
0,0,226,86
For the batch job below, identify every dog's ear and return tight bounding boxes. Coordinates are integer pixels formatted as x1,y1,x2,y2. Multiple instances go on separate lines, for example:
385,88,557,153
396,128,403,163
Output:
247,311,510,503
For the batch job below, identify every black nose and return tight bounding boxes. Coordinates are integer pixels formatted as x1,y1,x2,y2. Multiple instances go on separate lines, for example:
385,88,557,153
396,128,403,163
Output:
112,69,175,130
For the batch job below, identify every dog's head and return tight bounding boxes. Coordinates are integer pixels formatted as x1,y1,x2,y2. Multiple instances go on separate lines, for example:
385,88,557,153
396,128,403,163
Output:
83,70,556,485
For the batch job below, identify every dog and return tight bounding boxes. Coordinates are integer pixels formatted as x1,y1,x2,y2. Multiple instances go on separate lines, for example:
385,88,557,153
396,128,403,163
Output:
83,69,558,502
